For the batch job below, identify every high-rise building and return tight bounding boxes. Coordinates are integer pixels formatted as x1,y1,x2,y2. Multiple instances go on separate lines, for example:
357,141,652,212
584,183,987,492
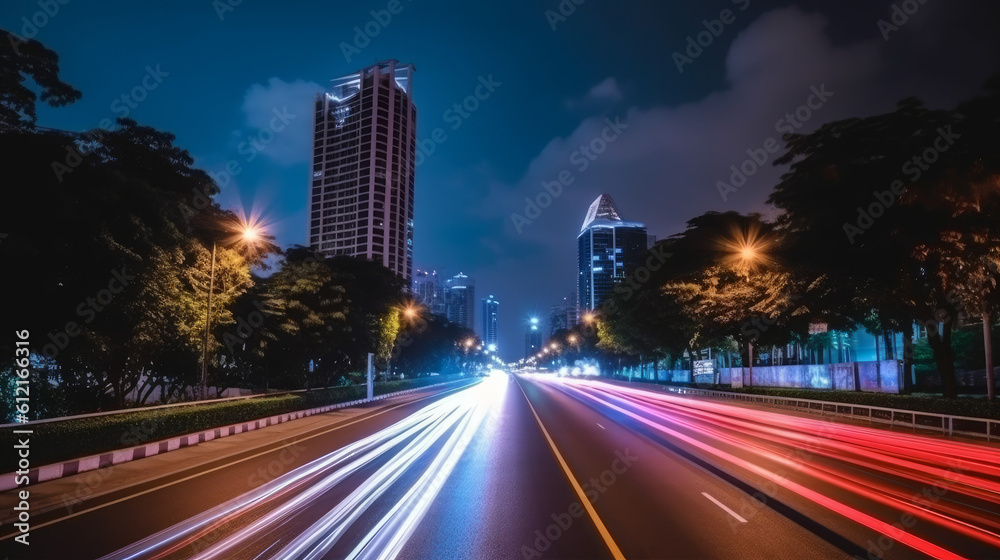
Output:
548,293,578,337
412,269,446,316
526,317,542,359
578,194,648,310
445,273,475,330
481,295,499,350
308,60,417,281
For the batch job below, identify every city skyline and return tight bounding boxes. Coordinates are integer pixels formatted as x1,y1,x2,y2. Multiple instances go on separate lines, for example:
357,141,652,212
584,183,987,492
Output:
5,2,1000,558
14,0,1000,361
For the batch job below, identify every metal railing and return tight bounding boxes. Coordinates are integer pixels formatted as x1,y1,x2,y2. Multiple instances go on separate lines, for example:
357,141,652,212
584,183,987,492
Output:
622,382,999,443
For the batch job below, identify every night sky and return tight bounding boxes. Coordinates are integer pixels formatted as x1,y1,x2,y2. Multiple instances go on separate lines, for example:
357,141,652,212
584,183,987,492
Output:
10,0,1000,360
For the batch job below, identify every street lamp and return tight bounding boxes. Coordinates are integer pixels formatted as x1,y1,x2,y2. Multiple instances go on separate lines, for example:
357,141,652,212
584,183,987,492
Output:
401,302,421,323
728,232,766,387
201,219,263,400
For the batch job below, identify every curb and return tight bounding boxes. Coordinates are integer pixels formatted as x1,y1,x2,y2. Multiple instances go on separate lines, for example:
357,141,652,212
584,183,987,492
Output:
0,379,471,492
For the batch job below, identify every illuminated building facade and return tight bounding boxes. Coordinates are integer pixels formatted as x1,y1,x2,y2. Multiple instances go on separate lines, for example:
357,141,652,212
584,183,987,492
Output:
309,60,416,281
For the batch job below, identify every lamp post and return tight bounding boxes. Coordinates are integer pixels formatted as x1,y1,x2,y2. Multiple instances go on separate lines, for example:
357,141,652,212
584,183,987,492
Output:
200,240,217,400
735,239,762,388
200,222,262,400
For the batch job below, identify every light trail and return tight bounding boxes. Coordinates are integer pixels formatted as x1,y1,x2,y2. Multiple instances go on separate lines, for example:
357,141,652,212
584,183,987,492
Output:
545,377,1000,560
98,376,506,560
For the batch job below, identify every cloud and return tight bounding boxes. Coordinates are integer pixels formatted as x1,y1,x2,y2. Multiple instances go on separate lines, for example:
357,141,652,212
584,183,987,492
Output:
585,77,623,102
567,77,624,109
460,6,917,354
240,77,324,165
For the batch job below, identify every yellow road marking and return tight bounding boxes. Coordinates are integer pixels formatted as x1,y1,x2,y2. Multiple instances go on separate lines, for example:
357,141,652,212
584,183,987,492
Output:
514,376,627,560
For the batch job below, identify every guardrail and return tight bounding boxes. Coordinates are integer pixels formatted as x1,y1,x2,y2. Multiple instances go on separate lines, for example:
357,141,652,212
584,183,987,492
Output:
621,382,999,443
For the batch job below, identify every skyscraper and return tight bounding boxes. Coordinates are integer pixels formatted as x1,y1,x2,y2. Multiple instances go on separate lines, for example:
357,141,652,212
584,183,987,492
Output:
308,60,417,281
412,269,446,316
445,273,475,330
481,295,499,350
578,194,648,310
525,317,542,359
548,293,578,337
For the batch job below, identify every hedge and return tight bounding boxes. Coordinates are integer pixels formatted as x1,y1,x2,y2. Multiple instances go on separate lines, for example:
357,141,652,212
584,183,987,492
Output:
0,377,468,474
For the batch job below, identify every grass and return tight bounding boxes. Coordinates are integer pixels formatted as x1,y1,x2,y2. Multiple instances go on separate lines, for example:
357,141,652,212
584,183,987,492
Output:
0,374,471,473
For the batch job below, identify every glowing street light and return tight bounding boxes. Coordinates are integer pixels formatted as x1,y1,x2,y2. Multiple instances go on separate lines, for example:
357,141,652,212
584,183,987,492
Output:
401,302,421,322
202,216,266,400
242,226,260,244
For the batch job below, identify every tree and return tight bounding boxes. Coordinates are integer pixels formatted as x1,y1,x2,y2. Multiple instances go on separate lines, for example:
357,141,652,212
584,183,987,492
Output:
247,247,349,389
394,312,476,377
327,255,408,371
0,28,81,131
770,82,1000,398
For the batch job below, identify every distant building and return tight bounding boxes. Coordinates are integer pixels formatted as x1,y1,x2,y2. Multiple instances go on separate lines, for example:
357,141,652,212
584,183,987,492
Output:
549,292,580,337
578,194,648,310
549,305,568,337
481,295,499,351
445,273,475,330
308,60,417,281
412,269,446,315
525,317,542,358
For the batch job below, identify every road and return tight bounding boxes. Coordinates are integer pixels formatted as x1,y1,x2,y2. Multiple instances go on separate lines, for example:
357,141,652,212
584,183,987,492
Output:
2,373,998,559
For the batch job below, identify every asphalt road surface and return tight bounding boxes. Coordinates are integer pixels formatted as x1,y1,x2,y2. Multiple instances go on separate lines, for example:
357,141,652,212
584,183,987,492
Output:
2,373,998,559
